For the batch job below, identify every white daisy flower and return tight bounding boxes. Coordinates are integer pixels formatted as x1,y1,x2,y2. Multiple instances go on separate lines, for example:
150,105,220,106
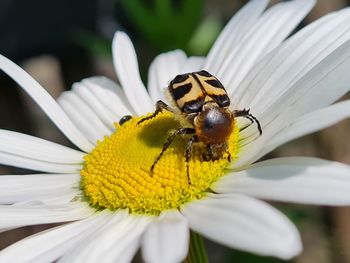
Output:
1,0,350,262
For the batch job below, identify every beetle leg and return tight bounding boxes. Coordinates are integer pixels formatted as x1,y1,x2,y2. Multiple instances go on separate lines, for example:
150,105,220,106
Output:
119,115,132,126
238,115,254,132
233,108,262,135
202,144,214,161
185,135,198,185
138,100,172,125
151,128,195,175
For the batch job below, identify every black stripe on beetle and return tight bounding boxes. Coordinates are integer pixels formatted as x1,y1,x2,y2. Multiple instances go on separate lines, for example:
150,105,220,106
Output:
170,83,193,101
205,79,225,89
196,70,212,77
171,74,190,84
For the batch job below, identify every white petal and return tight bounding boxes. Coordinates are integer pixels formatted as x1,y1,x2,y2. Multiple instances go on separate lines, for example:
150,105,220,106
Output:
82,76,135,118
147,50,187,103
60,212,150,263
238,8,350,119
112,32,153,115
0,152,82,173
0,173,79,204
181,194,301,260
71,81,117,129
31,192,81,206
142,211,189,263
0,129,84,164
0,212,109,263
57,92,111,144
182,56,206,73
219,0,316,92
0,202,93,229
205,0,269,74
117,238,141,263
0,55,94,152
261,100,350,156
215,157,350,206
234,38,350,168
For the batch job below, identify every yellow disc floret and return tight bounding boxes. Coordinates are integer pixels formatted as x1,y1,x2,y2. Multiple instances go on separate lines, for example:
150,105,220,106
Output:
81,111,239,215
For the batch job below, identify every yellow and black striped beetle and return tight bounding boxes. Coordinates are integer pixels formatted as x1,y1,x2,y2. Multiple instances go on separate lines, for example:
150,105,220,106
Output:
137,70,262,184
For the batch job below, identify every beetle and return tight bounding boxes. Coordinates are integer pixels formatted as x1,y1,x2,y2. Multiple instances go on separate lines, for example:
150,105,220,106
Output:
137,70,262,184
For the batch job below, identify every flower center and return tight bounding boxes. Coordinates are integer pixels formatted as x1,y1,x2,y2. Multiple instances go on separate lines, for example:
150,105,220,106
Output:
81,111,239,215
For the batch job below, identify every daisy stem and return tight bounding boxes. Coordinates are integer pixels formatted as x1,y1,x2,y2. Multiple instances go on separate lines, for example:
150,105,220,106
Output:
184,231,209,263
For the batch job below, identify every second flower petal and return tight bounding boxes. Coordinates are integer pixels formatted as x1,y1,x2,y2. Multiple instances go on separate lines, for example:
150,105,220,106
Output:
181,194,301,260
215,157,350,206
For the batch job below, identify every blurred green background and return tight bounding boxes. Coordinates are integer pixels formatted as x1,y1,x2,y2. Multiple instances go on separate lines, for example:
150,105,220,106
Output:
0,0,350,262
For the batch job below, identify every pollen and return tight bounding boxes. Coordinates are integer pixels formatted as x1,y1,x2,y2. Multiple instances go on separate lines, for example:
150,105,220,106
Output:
81,111,239,215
